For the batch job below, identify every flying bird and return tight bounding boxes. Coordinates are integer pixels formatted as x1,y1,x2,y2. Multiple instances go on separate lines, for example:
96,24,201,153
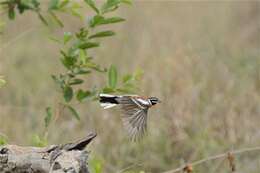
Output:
99,94,161,141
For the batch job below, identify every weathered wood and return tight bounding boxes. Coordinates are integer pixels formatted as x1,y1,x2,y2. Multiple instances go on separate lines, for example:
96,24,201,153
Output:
0,133,96,173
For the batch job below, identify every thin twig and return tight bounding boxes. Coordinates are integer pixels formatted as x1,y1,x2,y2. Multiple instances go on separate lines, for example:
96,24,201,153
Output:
163,146,260,173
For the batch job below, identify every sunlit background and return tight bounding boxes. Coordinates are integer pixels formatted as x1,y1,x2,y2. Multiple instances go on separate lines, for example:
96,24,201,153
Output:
1,1,260,173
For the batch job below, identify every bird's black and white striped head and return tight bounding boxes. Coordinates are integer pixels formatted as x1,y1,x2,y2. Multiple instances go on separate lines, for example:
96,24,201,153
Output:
148,97,161,105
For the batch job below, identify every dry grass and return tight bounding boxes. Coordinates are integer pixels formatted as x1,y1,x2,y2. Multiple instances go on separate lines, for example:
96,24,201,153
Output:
1,1,260,173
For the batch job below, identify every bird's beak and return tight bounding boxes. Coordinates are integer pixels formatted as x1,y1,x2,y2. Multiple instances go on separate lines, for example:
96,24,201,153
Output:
158,100,162,103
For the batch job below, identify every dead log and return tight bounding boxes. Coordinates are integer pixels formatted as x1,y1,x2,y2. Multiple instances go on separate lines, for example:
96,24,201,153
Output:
0,133,96,173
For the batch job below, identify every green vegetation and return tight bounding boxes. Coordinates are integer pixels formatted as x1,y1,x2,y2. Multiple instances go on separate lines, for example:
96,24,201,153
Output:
0,134,7,145
0,76,5,88
0,0,142,148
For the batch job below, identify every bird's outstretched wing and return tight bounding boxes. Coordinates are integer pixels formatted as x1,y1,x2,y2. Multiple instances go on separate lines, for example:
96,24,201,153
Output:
117,96,149,141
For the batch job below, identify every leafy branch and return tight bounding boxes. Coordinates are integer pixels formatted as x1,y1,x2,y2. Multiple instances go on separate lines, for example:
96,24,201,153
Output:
48,0,142,122
0,0,83,26
0,0,142,143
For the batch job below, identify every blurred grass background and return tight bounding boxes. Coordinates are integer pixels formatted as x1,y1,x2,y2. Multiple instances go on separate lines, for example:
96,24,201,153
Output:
1,1,260,173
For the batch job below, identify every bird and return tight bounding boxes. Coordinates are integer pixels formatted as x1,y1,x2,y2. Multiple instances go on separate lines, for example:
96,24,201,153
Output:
99,93,161,141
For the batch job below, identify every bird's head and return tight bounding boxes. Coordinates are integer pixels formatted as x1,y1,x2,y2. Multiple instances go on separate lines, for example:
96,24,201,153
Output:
149,97,161,105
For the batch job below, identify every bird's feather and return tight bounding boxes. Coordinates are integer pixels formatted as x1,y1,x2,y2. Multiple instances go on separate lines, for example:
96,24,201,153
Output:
100,103,117,109
117,96,148,141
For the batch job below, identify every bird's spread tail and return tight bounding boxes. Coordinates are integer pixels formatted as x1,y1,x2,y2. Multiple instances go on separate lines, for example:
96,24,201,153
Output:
99,94,119,109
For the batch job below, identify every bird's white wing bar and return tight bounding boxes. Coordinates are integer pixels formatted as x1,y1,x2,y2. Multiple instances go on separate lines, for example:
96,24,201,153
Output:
100,103,117,109
99,93,117,97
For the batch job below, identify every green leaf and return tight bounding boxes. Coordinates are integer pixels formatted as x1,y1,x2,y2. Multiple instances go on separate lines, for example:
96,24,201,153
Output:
49,36,62,44
89,31,115,39
76,89,92,102
69,78,84,85
108,65,117,88
49,0,59,10
60,56,75,69
44,107,52,128
0,78,6,88
31,134,48,147
79,49,87,64
49,11,64,27
84,0,99,14
77,69,91,74
70,8,82,19
51,75,59,85
51,74,65,88
8,9,15,20
66,47,78,58
103,17,125,24
78,42,100,49
89,158,103,173
63,32,73,44
65,105,80,120
32,0,40,8
59,0,69,8
37,12,49,26
85,62,106,72
122,74,133,83
102,6,118,14
74,66,91,74
17,2,31,14
104,0,121,7
101,0,132,14
101,0,120,14
60,50,77,69
76,28,88,39
49,0,59,9
89,15,104,27
63,86,73,102
101,0,132,12
89,15,125,27
0,135,7,145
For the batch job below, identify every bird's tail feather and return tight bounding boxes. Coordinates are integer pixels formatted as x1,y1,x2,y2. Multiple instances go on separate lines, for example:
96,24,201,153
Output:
99,94,119,109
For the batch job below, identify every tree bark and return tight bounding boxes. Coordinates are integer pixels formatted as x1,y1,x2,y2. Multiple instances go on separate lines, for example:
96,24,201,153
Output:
0,133,96,173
